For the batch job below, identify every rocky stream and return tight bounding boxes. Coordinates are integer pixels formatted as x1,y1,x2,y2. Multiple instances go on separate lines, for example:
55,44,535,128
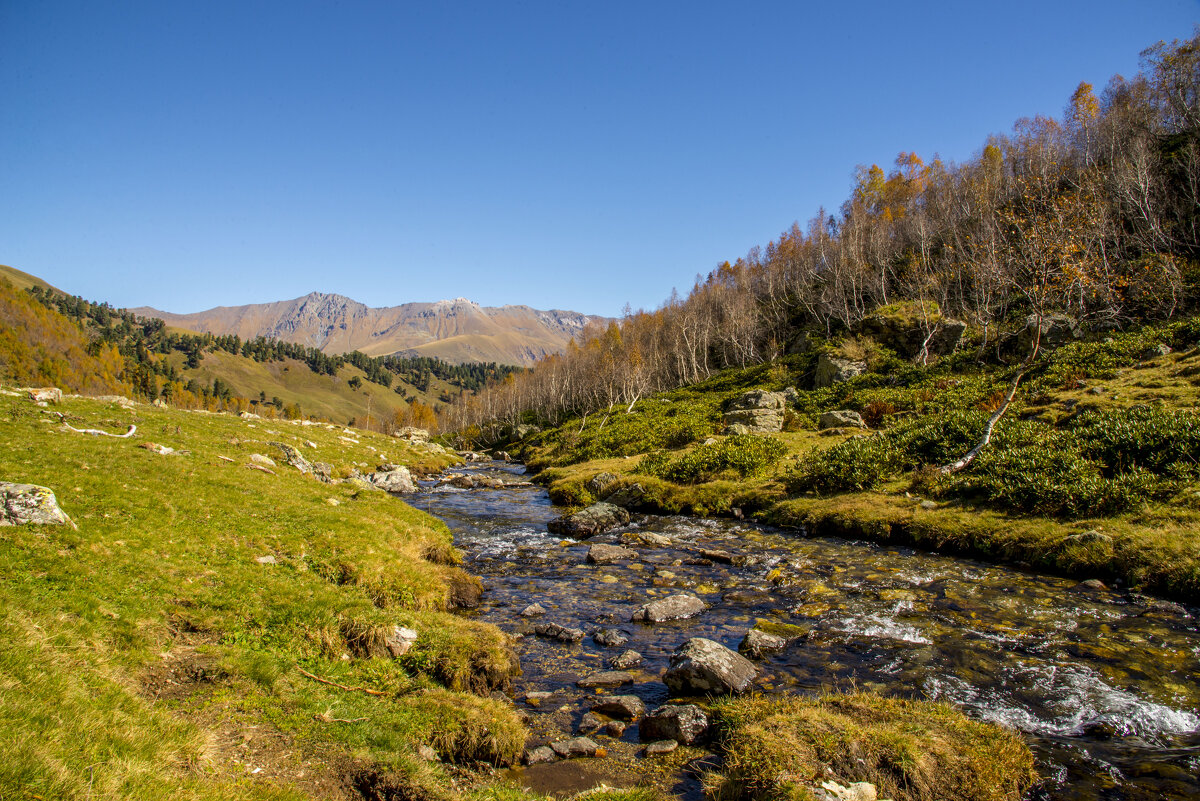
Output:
406,461,1200,800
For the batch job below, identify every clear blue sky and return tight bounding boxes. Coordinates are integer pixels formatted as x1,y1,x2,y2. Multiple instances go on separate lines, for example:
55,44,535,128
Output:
2,2,1196,318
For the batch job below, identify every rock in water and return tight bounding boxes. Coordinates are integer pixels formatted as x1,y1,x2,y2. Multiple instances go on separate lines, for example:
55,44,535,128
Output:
576,670,634,688
590,695,646,720
0,483,74,528
550,737,601,758
640,704,709,744
586,543,638,564
664,637,757,696
631,593,706,623
533,622,585,643
523,745,557,765
739,629,788,659
609,649,643,670
592,628,629,647
547,502,630,538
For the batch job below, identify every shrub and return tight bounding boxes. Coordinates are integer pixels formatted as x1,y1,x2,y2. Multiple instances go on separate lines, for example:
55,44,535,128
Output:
784,436,899,495
636,434,786,484
1072,406,1200,479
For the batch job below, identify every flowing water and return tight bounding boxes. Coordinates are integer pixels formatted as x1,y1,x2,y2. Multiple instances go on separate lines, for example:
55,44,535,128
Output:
407,462,1200,799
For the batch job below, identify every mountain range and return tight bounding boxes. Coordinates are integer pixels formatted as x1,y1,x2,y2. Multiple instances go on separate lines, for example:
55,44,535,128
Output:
132,293,608,366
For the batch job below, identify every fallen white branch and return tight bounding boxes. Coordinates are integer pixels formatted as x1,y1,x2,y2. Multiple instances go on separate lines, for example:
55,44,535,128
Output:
63,423,137,438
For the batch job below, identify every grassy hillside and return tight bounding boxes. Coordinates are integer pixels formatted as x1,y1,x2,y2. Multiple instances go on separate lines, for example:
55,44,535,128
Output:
0,263,59,293
0,393,525,799
512,317,1200,602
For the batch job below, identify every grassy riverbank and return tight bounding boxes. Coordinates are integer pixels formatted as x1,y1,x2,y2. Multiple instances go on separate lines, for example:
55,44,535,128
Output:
0,393,535,800
518,318,1200,603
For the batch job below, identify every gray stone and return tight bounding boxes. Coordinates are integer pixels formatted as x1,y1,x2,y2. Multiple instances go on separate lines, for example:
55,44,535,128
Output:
383,626,418,658
520,603,547,617
590,695,646,720
699,548,735,564
533,622,585,643
523,745,557,765
820,780,878,801
369,464,416,493
417,743,439,762
631,594,706,623
818,410,865,430
312,462,334,482
392,426,430,442
640,703,709,745
739,629,788,660
722,390,788,432
664,637,757,696
547,502,630,538
515,424,542,440
592,628,629,647
644,739,678,756
0,483,74,528
919,499,938,511
24,387,62,404
271,441,313,474
604,483,646,510
250,453,277,467
576,670,634,689
814,354,868,388
586,472,619,497
578,711,606,733
587,543,638,564
620,531,672,548
604,720,627,737
550,737,600,759
609,649,643,670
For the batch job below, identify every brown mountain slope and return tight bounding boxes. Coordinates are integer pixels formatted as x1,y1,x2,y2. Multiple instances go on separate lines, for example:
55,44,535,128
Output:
132,293,607,366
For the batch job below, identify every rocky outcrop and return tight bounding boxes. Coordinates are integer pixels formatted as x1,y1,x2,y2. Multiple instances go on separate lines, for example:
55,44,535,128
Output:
818,410,865,430
664,637,757,696
0,482,75,528
24,387,62,404
814,354,867,388
392,427,430,442
271,442,313,474
547,502,630,538
640,704,710,745
631,593,706,623
723,390,786,432
856,313,966,359
369,464,416,493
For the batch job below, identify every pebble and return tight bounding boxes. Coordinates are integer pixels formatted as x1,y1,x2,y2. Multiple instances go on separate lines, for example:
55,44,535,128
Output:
576,670,635,688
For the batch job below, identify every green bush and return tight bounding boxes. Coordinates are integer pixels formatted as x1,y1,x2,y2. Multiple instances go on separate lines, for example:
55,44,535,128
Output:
784,436,899,494
635,434,786,484
1072,406,1200,479
889,409,990,469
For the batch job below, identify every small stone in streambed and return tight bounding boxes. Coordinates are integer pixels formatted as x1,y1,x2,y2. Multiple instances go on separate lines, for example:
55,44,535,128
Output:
550,736,602,759
609,649,643,670
699,548,735,564
604,720,627,737
620,531,673,548
592,628,629,647
640,704,709,745
1073,579,1108,591
576,670,635,688
631,593,706,623
664,637,757,696
644,740,678,756
587,543,638,564
739,629,788,660
524,745,557,765
684,557,714,567
533,622,585,643
525,691,554,704
590,694,646,720
578,711,606,733
520,603,547,617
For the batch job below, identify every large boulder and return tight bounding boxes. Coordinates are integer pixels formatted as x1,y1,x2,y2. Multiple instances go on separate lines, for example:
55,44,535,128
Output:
639,704,710,745
547,502,630,538
24,387,62,404
369,464,416,493
664,637,757,696
814,354,867,388
722,390,787,432
603,483,646,510
631,593,706,623
818,410,865,430
0,482,74,528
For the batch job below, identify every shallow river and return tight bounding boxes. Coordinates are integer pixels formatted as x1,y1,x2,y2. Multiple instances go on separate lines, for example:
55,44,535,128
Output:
406,462,1200,799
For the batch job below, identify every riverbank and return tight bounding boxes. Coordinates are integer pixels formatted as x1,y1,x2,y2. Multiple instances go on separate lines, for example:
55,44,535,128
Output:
516,322,1200,604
